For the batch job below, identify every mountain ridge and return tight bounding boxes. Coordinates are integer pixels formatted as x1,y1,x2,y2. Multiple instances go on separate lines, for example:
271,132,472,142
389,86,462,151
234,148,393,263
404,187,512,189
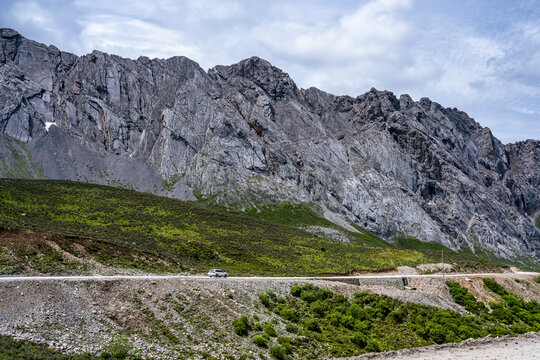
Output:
0,28,539,263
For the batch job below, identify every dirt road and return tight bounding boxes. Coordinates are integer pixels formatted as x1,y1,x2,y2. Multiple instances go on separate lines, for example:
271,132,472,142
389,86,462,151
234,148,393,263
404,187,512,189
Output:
0,271,537,282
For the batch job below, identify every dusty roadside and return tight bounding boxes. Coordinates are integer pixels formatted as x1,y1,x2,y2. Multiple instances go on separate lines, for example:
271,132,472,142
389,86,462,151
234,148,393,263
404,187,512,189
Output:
0,274,539,359
334,332,540,360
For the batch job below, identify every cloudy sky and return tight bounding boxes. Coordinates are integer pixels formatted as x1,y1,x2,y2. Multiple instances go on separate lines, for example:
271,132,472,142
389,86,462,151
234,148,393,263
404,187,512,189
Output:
1,0,540,143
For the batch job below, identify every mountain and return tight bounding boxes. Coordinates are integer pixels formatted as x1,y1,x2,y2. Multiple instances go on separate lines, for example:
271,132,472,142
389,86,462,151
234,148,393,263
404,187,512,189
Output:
0,28,539,262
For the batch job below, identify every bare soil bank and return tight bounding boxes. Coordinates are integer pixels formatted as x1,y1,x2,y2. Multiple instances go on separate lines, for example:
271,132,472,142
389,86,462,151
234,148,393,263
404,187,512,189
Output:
0,274,539,359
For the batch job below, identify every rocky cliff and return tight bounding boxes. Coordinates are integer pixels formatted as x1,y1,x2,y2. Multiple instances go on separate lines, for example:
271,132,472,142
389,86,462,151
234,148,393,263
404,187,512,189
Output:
1,28,539,261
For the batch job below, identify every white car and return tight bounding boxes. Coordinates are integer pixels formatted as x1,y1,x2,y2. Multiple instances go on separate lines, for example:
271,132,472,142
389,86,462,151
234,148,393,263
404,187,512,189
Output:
208,269,228,278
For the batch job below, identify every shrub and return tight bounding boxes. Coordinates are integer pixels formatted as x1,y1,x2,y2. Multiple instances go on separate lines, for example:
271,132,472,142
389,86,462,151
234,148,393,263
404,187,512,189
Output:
351,332,367,347
270,345,287,360
285,323,297,333
427,323,447,344
483,278,509,297
252,335,268,347
280,308,299,323
341,315,355,329
232,316,251,336
304,319,321,332
388,310,405,323
348,304,367,320
489,303,515,324
277,337,293,354
446,281,486,314
300,290,317,303
264,323,277,337
510,323,530,334
328,313,341,327
254,323,263,331
259,294,271,308
365,339,381,352
290,286,302,297
355,320,371,332
489,325,510,337
311,300,327,318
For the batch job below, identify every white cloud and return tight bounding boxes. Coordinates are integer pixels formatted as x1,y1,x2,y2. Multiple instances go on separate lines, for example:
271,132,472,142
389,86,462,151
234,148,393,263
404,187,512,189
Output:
10,1,61,36
511,107,540,115
237,0,435,95
78,15,202,60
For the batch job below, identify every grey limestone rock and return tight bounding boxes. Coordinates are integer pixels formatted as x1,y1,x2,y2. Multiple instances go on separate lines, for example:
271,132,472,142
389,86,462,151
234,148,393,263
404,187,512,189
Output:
0,29,539,262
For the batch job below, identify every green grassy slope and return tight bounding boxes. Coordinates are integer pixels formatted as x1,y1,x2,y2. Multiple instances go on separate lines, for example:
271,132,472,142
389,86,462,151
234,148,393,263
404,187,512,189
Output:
0,179,501,275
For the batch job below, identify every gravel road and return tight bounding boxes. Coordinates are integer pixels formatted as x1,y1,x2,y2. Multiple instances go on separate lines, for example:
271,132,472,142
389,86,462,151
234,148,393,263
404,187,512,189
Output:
0,272,537,282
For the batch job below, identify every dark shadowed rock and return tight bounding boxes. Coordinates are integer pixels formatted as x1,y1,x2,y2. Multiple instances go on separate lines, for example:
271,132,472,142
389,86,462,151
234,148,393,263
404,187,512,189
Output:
0,28,539,261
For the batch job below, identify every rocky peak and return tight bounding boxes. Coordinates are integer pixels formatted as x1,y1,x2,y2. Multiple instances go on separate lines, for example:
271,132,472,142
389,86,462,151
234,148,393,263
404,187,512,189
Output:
209,56,299,100
0,29,539,262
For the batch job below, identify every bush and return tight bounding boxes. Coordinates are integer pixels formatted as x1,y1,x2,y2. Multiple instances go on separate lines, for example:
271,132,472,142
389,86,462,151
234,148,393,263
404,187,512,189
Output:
311,300,328,318
277,337,293,354
290,286,302,297
341,315,355,329
304,319,321,332
388,310,405,323
489,303,515,324
254,323,263,331
483,278,509,297
280,308,299,323
427,323,447,344
252,335,268,347
348,304,367,320
259,294,271,308
264,322,277,337
351,332,367,348
285,323,297,333
270,345,287,360
355,320,371,332
300,290,317,303
232,316,251,336
365,339,381,352
446,281,486,314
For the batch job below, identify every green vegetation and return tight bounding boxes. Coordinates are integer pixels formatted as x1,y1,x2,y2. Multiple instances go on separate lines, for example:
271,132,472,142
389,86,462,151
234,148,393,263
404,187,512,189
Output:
245,203,391,248
0,179,447,276
394,235,451,252
233,316,251,336
535,216,540,229
0,335,145,360
264,322,277,337
162,174,181,192
252,335,268,347
0,135,45,179
235,282,540,359
0,179,506,275
445,281,487,314
482,278,509,296
0,230,182,275
244,203,335,228
448,280,540,331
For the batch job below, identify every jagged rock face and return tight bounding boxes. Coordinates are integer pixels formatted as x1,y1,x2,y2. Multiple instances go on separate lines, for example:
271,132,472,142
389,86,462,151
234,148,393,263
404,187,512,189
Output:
1,29,539,260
